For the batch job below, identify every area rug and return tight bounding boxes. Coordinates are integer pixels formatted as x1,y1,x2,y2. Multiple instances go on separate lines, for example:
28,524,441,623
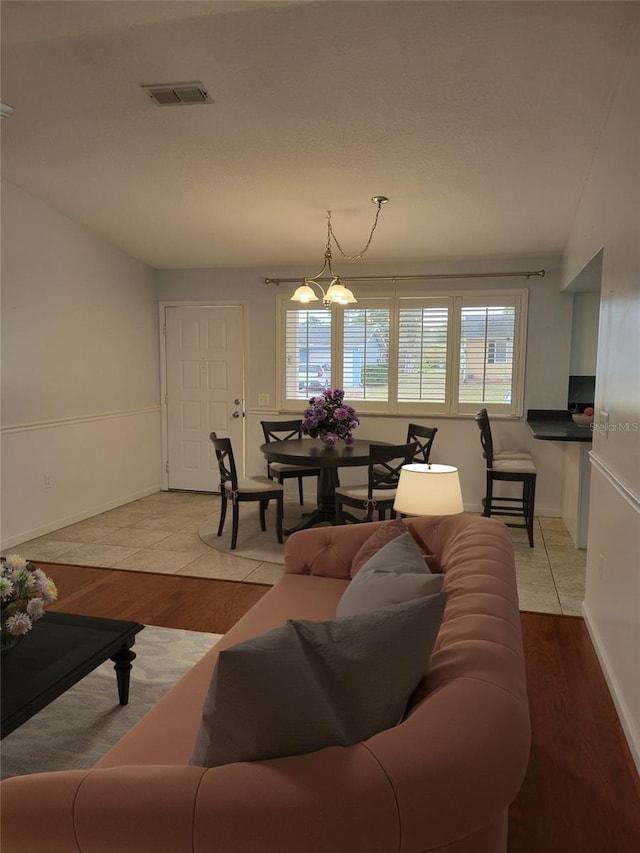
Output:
0,625,222,780
198,500,318,564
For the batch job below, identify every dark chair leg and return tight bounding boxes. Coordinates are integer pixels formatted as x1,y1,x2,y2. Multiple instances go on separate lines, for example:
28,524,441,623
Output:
276,495,283,543
231,502,240,550
526,476,536,547
259,501,267,531
483,473,493,517
335,499,344,525
217,491,227,537
297,477,304,506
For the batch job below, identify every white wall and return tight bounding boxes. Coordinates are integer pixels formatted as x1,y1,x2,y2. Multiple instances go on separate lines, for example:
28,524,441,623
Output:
0,181,162,547
561,22,640,772
157,254,571,516
569,291,600,376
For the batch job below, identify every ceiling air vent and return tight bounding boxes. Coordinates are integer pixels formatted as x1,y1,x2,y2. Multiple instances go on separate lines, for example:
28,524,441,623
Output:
140,82,214,107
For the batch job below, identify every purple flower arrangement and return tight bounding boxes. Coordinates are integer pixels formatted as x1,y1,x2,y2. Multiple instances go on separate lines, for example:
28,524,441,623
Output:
301,389,360,447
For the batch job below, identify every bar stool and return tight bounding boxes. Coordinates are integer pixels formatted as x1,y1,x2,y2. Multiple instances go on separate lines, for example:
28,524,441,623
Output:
474,409,537,547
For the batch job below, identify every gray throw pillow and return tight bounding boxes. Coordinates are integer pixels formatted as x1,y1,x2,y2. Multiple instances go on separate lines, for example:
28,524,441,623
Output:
190,592,447,768
337,531,445,618
350,518,408,575
350,519,437,576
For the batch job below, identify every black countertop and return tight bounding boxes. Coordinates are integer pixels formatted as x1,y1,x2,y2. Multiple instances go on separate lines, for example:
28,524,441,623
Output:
526,409,593,442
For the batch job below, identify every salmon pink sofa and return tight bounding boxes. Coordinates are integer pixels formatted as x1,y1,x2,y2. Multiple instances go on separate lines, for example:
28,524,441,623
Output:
1,514,530,853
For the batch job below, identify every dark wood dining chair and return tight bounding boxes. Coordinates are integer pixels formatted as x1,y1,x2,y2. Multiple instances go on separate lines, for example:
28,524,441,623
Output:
407,422,438,463
210,432,283,550
372,423,437,484
474,409,537,547
335,442,418,524
260,419,321,506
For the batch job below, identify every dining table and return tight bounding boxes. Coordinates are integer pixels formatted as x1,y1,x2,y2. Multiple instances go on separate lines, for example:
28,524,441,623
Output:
259,437,384,534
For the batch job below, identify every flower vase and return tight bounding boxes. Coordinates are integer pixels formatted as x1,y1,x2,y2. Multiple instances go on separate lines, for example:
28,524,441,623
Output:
319,433,337,447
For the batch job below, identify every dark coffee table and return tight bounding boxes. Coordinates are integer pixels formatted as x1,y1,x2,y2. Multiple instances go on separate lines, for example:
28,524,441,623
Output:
1,611,144,739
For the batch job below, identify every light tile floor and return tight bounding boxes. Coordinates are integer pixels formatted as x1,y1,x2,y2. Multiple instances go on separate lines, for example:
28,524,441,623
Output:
13,492,586,616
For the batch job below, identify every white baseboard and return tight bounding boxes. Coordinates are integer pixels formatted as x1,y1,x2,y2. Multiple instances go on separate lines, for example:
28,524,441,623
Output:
582,600,640,777
1,485,160,549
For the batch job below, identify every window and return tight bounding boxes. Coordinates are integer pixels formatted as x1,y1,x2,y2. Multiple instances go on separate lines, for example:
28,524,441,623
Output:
283,307,332,398
342,301,390,402
487,340,512,364
456,298,521,413
279,289,527,415
397,298,449,409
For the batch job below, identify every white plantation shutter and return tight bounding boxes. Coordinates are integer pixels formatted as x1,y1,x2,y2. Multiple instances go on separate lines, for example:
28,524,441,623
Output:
282,306,332,401
456,295,523,413
342,301,391,402
397,299,449,405
278,290,526,415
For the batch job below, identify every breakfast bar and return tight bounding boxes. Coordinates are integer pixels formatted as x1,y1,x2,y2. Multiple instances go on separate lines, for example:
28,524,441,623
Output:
526,409,594,442
526,409,593,548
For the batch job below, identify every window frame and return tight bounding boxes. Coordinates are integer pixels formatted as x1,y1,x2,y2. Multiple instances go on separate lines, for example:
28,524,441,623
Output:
277,288,528,417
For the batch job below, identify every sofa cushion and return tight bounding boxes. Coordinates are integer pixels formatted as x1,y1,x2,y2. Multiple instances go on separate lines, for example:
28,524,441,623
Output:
351,518,437,577
190,592,447,768
337,531,444,618
350,518,407,575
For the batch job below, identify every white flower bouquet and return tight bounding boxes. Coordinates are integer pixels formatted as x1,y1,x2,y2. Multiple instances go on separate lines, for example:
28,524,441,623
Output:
1,555,58,648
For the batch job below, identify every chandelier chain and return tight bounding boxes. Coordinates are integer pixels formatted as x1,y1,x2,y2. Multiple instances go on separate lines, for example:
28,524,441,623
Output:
327,200,384,260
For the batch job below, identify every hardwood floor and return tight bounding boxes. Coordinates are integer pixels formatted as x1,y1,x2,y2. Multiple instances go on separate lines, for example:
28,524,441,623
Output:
509,613,640,853
44,562,640,852
46,562,269,634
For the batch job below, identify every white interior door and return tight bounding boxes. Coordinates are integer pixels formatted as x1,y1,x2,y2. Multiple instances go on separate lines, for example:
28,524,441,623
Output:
164,305,244,491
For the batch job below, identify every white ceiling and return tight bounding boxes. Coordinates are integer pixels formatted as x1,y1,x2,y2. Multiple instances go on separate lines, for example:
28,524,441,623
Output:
1,1,637,270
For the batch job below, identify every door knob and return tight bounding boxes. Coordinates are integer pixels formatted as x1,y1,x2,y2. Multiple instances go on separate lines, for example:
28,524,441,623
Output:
232,411,240,419
234,398,241,405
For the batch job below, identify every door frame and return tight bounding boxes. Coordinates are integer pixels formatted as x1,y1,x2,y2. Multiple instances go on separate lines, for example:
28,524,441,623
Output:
159,300,248,491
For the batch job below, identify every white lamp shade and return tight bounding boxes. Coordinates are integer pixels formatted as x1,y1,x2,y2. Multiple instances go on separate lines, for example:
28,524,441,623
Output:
339,286,357,304
393,464,464,516
325,281,348,302
291,283,319,303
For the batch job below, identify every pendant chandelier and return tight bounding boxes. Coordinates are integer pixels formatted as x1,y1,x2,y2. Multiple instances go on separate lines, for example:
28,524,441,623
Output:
291,196,389,308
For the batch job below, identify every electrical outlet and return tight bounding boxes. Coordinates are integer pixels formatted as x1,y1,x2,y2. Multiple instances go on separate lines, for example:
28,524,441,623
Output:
258,393,270,407
598,553,605,580
44,475,52,489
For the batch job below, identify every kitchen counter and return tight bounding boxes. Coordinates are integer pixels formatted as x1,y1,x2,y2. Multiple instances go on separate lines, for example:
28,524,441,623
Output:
526,410,592,548
526,409,593,442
